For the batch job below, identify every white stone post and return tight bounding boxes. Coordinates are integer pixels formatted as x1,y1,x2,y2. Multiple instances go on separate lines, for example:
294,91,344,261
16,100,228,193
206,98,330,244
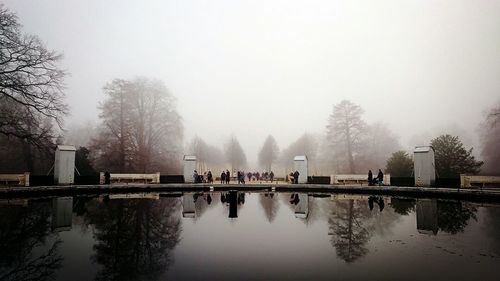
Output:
54,145,76,185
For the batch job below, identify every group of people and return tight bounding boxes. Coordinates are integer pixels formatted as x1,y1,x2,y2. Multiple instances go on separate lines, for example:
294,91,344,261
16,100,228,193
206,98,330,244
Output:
368,169,384,186
288,170,300,184
220,170,231,184
245,171,275,182
193,170,214,183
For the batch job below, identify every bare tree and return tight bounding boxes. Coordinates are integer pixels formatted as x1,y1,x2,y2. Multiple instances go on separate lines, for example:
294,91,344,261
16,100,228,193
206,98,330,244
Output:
224,136,247,172
187,136,224,172
326,100,366,173
480,102,500,175
279,133,317,172
0,5,67,146
91,78,183,173
258,135,279,171
357,122,400,172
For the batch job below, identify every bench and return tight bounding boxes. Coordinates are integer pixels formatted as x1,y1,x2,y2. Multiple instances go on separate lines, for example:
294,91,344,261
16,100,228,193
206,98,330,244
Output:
460,175,500,188
99,172,160,184
0,173,30,187
331,174,391,186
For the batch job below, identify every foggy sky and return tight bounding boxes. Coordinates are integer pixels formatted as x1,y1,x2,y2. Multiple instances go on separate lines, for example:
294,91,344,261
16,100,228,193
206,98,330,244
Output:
4,0,500,164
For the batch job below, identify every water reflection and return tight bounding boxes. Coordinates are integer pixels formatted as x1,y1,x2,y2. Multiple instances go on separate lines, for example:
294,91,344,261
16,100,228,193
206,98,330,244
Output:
259,192,279,222
390,198,415,215
52,197,73,232
368,196,385,212
0,193,497,281
0,202,62,281
84,198,181,281
293,193,309,219
328,198,371,263
416,199,438,235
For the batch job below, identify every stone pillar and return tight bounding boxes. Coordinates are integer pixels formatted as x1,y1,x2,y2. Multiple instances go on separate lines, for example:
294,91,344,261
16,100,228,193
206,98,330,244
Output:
414,146,435,187
183,155,197,183
293,155,308,184
54,145,76,185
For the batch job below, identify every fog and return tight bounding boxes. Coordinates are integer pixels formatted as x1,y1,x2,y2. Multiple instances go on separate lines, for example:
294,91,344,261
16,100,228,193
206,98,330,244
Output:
4,0,500,164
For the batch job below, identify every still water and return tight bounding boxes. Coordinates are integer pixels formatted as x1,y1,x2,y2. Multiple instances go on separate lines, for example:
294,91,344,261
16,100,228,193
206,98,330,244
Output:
0,192,499,281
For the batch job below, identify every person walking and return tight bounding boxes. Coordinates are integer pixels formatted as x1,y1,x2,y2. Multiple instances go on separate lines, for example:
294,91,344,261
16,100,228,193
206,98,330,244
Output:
226,170,230,184
270,171,274,183
377,169,384,185
368,170,373,186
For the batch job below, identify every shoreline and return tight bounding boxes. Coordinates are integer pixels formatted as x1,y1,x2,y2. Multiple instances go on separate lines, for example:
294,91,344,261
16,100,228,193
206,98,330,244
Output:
1,183,499,203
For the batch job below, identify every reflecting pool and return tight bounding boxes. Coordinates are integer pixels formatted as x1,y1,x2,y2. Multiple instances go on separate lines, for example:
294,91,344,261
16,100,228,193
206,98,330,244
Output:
0,192,499,281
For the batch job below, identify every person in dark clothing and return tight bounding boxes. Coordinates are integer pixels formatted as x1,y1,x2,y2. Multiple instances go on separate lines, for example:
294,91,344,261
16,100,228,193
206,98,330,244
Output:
226,170,230,184
293,171,300,184
207,171,213,183
270,171,274,182
368,170,373,186
247,172,252,182
104,171,111,184
221,171,226,184
377,169,384,184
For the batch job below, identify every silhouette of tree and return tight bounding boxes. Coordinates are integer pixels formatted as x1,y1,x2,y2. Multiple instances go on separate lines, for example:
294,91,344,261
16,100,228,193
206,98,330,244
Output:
259,193,279,223
258,135,280,171
479,102,500,175
91,77,183,173
0,5,67,148
386,151,414,177
326,100,366,173
390,198,415,215
328,200,371,263
224,136,247,172
85,198,181,281
0,203,62,281
437,200,477,234
431,134,482,177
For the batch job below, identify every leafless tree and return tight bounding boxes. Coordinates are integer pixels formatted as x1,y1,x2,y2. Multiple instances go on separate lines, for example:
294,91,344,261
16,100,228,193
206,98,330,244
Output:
480,102,500,175
258,135,279,171
326,100,366,173
187,136,224,172
224,136,247,172
279,133,317,172
91,77,183,173
0,5,67,146
357,122,400,172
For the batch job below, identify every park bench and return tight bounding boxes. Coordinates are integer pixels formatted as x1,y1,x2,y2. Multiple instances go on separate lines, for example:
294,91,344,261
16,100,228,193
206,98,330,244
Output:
331,174,391,186
99,172,160,184
460,175,500,188
0,172,30,187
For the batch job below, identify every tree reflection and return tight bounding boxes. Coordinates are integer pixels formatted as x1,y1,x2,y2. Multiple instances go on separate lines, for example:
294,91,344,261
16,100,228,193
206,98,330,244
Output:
328,200,371,263
0,203,62,281
85,198,181,281
437,200,477,234
259,193,279,222
390,198,415,215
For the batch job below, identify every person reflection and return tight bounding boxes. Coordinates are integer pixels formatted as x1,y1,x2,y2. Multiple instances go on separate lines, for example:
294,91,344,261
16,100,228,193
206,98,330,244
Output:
289,193,300,205
368,196,384,212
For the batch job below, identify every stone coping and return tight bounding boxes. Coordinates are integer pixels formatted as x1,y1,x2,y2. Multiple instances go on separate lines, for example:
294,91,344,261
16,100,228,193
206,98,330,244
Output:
1,183,499,203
